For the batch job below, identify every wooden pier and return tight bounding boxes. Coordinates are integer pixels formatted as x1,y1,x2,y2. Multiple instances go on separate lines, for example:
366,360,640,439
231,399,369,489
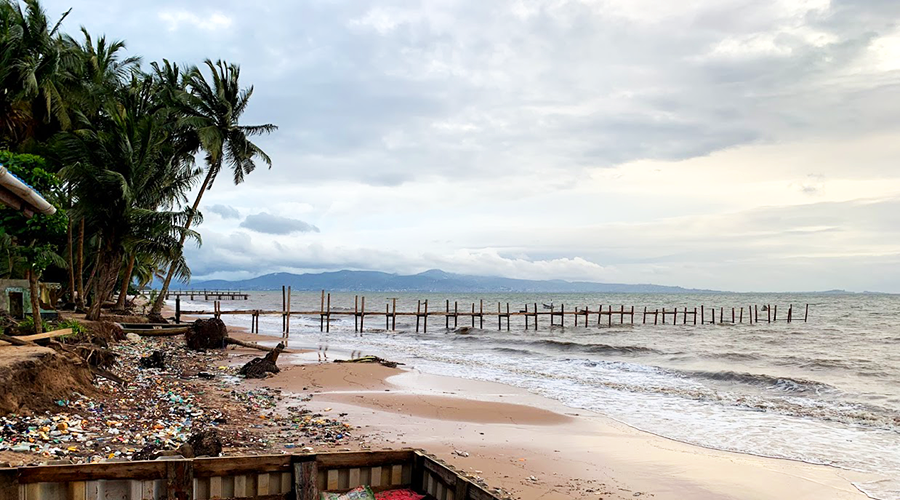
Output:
163,289,249,300
175,289,810,335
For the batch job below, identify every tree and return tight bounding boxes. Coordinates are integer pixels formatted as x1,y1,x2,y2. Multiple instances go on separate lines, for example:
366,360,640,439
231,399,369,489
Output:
0,151,66,333
0,0,71,149
60,75,200,320
150,59,276,318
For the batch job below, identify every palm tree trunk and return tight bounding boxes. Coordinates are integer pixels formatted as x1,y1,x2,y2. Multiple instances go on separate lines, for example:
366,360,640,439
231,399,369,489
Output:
87,244,121,321
27,268,42,335
76,218,85,310
67,216,76,304
115,254,135,310
150,168,213,317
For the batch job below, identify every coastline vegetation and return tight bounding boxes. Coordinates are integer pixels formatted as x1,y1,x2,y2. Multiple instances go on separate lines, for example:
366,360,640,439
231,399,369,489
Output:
0,0,276,328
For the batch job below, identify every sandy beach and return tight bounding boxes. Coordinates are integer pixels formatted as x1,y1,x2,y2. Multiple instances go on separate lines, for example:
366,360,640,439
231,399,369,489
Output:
240,343,881,500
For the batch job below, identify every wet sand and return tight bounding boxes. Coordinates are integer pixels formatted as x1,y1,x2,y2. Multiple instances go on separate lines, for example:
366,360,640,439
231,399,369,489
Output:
258,358,880,500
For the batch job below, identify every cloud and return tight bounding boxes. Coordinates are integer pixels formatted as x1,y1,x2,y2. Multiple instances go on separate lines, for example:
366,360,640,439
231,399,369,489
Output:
158,10,233,32
208,204,241,219
239,213,320,235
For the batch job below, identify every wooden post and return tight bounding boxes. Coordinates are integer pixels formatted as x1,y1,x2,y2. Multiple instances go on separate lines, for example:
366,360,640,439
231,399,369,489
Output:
416,300,421,333
701,305,704,324
712,307,715,324
525,304,529,330
507,303,511,331
498,302,502,330
693,307,697,325
320,290,325,332
424,299,428,333
662,308,666,324
455,301,459,328
804,303,809,322
386,304,390,330
774,304,778,322
360,296,366,332
740,307,743,324
608,305,612,327
575,305,579,327
732,307,735,324
620,305,624,324
561,304,565,328
719,307,723,324
550,304,555,327
534,302,538,330
787,304,793,323
392,298,397,330
326,293,331,333
599,304,604,326
354,295,359,333
767,304,771,323
286,286,291,336
166,459,193,500
631,305,635,324
471,303,475,328
282,286,286,333
654,308,658,325
755,304,758,323
642,306,647,325
683,307,687,325
446,299,450,329
480,299,484,329
175,295,181,323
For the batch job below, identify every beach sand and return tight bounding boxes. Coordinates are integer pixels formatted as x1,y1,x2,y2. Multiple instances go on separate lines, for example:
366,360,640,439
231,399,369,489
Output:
250,358,880,500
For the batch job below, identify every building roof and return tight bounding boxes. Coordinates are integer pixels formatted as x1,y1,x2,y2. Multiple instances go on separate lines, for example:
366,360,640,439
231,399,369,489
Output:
0,164,56,218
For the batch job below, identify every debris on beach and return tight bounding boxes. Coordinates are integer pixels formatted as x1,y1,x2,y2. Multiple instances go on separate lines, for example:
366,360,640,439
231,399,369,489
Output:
0,335,363,464
239,341,285,378
453,449,469,457
184,318,227,350
334,355,403,369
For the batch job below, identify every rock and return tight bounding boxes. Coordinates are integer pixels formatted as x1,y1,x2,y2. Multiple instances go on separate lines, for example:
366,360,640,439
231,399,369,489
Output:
239,342,285,378
126,333,141,342
184,319,227,350
139,350,166,369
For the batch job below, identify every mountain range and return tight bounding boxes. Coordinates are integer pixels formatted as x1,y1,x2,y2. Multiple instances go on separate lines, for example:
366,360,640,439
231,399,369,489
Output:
171,270,720,293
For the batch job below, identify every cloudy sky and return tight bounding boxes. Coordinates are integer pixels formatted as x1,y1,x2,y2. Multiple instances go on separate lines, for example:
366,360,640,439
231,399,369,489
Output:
46,0,900,292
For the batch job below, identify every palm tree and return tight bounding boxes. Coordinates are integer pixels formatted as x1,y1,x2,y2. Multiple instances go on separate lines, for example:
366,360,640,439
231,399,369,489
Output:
0,0,71,149
61,75,200,320
150,59,276,318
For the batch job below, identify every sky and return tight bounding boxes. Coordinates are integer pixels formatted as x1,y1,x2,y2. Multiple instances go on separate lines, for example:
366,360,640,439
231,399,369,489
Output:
43,0,900,292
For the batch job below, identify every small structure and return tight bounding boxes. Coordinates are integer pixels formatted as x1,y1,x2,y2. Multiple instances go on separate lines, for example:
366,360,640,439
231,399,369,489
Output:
0,279,60,320
0,164,56,217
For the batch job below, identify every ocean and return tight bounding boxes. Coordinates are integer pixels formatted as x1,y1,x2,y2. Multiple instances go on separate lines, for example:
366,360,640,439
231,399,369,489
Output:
177,291,899,499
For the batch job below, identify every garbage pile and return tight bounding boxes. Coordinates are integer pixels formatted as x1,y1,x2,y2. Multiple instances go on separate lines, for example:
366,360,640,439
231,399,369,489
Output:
0,335,363,464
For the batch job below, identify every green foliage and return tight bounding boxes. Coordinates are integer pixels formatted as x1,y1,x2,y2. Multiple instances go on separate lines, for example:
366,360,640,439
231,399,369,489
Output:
55,317,86,335
16,315,49,333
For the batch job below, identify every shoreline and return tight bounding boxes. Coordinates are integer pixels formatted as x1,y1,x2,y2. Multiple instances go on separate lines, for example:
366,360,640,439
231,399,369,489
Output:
245,343,880,500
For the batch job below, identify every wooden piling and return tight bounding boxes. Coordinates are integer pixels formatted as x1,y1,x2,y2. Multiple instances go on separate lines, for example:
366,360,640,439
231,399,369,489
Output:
654,308,658,325
701,305,704,324
424,300,428,333
455,301,459,328
787,304,792,323
767,304,771,323
525,304,530,330
732,307,735,324
175,295,181,323
662,307,666,325
360,296,366,331
693,307,697,325
774,304,778,322
386,304,390,330
480,300,484,329
320,291,325,332
416,300,421,333
804,303,809,322
642,306,647,325
446,300,450,329
392,298,398,330
354,295,359,333
326,293,331,333
740,307,743,324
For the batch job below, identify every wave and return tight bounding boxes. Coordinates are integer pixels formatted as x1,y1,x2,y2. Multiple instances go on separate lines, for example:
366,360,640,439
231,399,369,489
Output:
680,369,835,393
528,339,660,355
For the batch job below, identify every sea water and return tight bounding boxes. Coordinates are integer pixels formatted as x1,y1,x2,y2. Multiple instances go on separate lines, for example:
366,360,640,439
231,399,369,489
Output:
177,292,900,499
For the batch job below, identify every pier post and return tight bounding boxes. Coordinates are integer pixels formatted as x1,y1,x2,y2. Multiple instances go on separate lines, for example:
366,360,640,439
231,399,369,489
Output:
561,304,565,328
720,307,723,324
446,300,450,330
767,304,771,323
424,300,428,333
711,308,715,324
471,303,475,328
654,309,658,325
175,296,181,324
662,308,666,324
416,300,421,333
693,307,697,325
740,307,743,324
326,293,331,333
286,286,291,336
455,301,459,328
642,306,647,324
774,305,778,322
804,304,809,322
631,306,635,325
386,304,390,330
732,308,735,324
599,305,604,326
361,296,366,332
392,298,397,330
507,303,511,331
787,304,792,323
608,305,612,327
574,305,579,327
320,291,325,332
354,296,359,333
534,303,538,330
498,302,502,331
480,300,484,329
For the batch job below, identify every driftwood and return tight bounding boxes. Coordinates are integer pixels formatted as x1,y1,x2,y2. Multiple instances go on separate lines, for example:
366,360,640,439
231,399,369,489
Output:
334,355,402,369
239,342,285,378
225,337,278,352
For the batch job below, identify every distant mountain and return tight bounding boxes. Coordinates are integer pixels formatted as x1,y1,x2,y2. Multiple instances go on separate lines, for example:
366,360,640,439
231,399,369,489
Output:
169,269,720,293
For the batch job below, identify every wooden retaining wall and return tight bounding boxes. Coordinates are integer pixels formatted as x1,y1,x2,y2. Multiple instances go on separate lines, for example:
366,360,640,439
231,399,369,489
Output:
0,450,496,500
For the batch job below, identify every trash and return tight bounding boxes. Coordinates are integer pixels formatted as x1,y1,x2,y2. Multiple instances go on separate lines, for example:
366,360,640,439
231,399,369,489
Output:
125,333,141,343
453,450,469,457
138,351,166,369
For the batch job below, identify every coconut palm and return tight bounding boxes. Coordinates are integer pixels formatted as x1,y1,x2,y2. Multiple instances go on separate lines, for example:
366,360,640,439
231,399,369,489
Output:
61,75,201,320
0,0,71,149
150,59,276,318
